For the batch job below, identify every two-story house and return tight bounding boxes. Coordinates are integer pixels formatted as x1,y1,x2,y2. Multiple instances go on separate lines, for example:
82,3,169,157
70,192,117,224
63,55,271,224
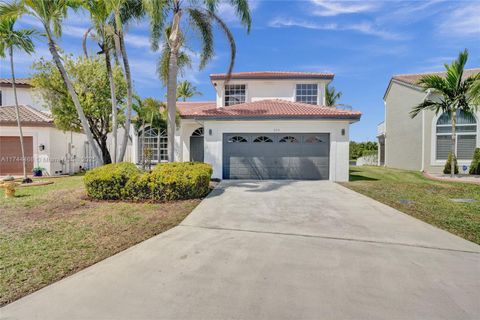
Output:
0,78,90,176
378,68,480,174
133,72,361,181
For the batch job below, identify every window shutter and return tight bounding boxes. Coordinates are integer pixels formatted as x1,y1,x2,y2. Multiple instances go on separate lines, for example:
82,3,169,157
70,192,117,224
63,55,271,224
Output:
457,135,476,159
436,135,451,160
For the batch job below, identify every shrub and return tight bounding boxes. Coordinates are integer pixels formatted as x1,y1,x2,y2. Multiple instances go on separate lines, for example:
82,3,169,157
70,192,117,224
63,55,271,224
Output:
470,148,480,175
84,162,141,200
443,152,459,175
147,162,213,201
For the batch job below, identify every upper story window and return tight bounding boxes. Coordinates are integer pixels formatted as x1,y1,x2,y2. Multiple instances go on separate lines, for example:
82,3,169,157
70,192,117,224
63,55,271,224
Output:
436,110,477,160
296,84,318,105
225,84,246,106
0,90,2,106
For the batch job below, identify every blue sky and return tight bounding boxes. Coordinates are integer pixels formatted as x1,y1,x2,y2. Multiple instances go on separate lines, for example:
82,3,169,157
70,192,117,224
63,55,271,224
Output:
2,0,480,141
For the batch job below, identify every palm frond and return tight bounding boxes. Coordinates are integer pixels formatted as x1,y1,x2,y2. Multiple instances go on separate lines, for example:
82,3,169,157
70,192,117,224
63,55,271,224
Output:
410,99,446,119
226,0,251,33
143,0,168,51
188,8,213,70
417,74,449,94
207,10,235,81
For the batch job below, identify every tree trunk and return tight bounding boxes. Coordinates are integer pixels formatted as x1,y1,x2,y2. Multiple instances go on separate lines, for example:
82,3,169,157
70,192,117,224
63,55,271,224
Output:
105,45,118,163
117,30,132,162
9,48,28,181
100,135,112,164
451,110,457,178
45,27,103,165
166,10,182,162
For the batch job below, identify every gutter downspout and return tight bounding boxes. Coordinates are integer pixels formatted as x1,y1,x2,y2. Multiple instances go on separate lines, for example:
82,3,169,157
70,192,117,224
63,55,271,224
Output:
421,89,431,172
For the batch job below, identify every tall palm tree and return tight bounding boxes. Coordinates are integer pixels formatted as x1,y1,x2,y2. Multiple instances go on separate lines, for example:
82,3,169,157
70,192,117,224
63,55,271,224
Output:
144,0,251,162
177,80,202,101
325,84,342,106
107,0,144,163
83,0,119,163
0,0,104,165
410,49,480,177
0,17,37,182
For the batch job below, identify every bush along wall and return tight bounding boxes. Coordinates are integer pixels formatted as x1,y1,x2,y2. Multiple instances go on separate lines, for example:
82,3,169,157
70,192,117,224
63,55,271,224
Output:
470,148,480,175
85,162,213,202
84,162,141,200
443,152,459,175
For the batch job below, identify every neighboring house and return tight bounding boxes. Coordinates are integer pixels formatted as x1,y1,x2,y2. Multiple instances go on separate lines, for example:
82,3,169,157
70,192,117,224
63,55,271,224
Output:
0,78,95,176
378,68,480,174
0,104,90,176
133,71,361,181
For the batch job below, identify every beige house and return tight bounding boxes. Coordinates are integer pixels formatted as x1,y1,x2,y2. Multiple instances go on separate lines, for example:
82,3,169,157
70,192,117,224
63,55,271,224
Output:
378,68,480,174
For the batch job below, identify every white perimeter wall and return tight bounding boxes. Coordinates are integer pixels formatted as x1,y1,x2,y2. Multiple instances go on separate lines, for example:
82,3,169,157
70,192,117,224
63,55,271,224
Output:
195,120,351,182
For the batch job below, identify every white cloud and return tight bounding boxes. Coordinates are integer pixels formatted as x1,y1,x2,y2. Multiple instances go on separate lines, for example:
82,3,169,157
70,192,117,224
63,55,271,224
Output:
438,3,480,36
269,17,406,40
309,0,378,16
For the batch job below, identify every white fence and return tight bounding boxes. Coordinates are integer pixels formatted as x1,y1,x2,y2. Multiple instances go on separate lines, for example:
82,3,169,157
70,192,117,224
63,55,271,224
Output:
356,154,379,166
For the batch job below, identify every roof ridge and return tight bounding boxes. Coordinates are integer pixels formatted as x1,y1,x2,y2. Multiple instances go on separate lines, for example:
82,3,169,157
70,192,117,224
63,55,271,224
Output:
23,105,53,122
393,67,480,77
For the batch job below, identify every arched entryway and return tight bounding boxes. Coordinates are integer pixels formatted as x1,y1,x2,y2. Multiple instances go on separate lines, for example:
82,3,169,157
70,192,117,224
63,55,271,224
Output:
190,127,204,162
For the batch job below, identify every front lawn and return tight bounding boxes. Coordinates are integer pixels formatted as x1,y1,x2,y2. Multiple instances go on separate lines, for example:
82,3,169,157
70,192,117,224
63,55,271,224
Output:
341,166,480,245
0,176,201,306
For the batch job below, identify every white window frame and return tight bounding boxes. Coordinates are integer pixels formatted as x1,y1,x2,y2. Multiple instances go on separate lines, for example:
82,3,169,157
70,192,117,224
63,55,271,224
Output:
295,83,319,105
137,126,168,164
224,84,247,107
432,111,478,164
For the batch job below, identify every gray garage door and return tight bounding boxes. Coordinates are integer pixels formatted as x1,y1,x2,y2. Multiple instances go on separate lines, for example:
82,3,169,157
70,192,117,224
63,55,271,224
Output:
223,133,330,180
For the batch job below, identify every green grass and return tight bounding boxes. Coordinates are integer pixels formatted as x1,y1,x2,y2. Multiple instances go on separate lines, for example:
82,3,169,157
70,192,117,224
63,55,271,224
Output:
0,176,201,306
341,166,480,245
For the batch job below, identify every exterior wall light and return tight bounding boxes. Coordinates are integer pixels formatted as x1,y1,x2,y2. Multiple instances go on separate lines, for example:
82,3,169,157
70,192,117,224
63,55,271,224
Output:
39,144,45,151
209,129,212,136
341,129,345,136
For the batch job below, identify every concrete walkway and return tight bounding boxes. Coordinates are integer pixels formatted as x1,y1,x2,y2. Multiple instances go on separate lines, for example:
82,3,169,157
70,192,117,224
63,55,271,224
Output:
2,181,479,319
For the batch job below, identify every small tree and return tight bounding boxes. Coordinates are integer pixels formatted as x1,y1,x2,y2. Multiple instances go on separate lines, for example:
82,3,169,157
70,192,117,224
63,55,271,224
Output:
32,56,127,164
443,152,459,175
410,49,480,177
469,148,480,175
177,80,202,101
325,84,342,106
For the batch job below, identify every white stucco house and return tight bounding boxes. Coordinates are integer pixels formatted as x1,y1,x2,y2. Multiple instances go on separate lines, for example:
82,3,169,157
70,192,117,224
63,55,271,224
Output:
0,78,95,176
132,71,361,182
378,68,480,174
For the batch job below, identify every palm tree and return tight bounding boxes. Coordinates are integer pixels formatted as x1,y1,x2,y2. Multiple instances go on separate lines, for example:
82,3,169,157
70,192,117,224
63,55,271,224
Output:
144,0,251,162
325,84,342,106
83,0,119,163
177,80,202,101
0,17,37,182
410,49,480,177
0,0,104,165
107,0,144,163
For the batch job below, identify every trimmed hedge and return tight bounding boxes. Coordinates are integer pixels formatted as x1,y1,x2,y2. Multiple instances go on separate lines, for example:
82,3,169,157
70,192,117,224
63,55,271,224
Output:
85,162,213,202
443,152,459,175
470,148,480,175
84,162,141,200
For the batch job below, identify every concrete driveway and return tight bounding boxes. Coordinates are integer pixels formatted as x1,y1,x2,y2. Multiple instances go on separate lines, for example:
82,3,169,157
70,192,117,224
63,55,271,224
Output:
2,181,479,319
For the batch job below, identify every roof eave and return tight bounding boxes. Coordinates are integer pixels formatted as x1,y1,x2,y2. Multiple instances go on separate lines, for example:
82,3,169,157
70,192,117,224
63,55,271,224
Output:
180,115,361,121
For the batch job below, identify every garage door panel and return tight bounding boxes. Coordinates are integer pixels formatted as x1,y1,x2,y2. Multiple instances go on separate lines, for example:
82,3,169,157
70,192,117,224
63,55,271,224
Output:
223,133,330,180
0,136,34,175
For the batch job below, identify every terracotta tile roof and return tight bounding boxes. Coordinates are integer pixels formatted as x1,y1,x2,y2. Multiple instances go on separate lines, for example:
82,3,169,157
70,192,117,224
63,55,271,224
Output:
210,71,334,81
178,99,361,121
0,78,32,87
0,105,53,127
392,68,480,87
